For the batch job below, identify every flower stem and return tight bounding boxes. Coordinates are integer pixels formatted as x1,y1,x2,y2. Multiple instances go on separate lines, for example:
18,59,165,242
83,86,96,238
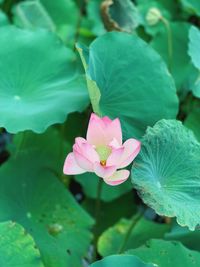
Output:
95,178,103,226
92,178,103,261
160,17,173,71
118,211,144,254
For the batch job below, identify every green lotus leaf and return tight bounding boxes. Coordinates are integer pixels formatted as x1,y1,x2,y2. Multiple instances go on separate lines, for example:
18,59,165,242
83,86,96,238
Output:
0,26,88,133
90,255,155,267
78,32,178,139
0,221,44,267
98,217,170,256
0,129,93,267
189,26,200,70
132,119,200,230
127,239,200,267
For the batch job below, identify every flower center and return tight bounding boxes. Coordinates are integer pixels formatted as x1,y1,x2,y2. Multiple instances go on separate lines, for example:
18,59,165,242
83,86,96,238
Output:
95,145,112,166
100,160,106,166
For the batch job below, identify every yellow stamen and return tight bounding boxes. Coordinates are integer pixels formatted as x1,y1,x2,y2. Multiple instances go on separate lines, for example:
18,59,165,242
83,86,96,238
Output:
100,160,106,166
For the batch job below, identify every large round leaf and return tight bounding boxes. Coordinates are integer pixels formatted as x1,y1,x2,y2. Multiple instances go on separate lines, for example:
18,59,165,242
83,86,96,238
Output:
0,26,88,133
90,255,155,267
0,221,44,267
132,119,200,230
127,239,200,267
78,32,178,139
0,129,93,267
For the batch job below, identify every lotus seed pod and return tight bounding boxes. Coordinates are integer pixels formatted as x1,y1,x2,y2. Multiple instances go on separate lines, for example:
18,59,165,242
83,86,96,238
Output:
146,7,162,26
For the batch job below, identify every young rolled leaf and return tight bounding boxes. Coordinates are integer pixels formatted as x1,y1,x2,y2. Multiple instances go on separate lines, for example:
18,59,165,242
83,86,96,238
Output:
132,119,200,230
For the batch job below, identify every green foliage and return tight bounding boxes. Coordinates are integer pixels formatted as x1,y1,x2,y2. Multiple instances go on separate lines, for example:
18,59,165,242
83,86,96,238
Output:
13,0,79,44
132,120,200,230
0,129,93,267
0,221,44,267
83,193,136,236
185,108,200,141
75,172,132,202
87,0,106,36
189,26,200,71
0,26,88,133
1,0,200,265
165,222,200,252
98,217,170,256
13,1,56,31
0,10,9,25
90,255,155,267
78,31,178,139
180,0,200,16
127,239,200,267
101,0,140,32
40,0,78,26
151,22,194,94
137,0,170,36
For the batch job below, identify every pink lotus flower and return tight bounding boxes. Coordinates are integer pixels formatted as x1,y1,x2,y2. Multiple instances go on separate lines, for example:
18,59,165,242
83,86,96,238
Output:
63,113,141,186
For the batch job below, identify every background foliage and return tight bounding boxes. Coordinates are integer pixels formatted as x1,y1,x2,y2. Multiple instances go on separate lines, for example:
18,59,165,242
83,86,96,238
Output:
1,0,200,266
